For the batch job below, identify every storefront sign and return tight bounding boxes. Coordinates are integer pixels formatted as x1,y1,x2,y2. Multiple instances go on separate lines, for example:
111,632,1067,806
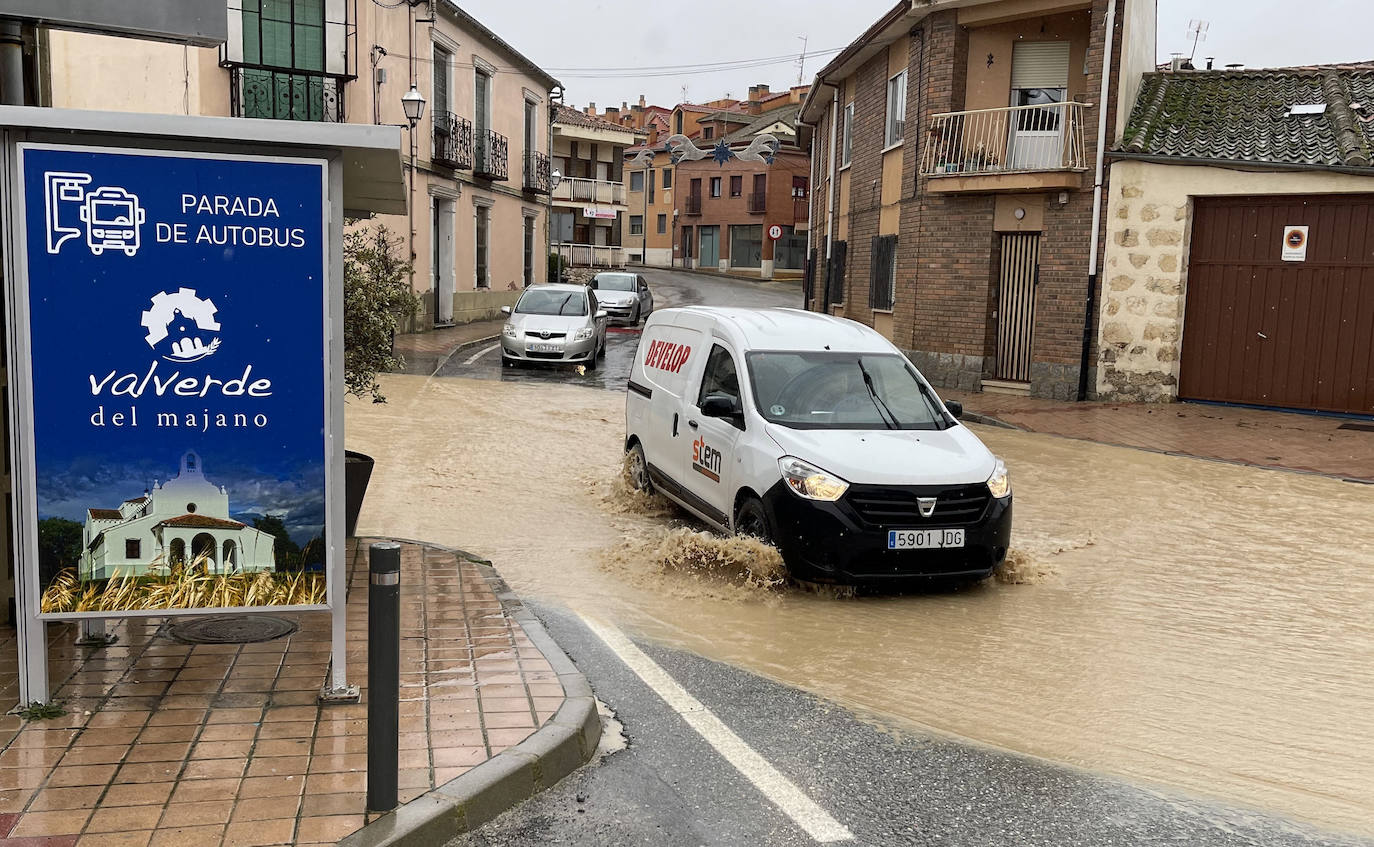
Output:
14,144,330,618
1282,225,1309,262
583,206,617,220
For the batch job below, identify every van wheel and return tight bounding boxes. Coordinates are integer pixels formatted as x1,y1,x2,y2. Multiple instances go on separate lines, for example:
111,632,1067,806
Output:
735,497,773,544
627,443,652,493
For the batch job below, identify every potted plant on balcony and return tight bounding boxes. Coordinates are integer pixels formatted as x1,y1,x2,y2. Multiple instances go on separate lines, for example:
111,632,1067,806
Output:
343,221,420,537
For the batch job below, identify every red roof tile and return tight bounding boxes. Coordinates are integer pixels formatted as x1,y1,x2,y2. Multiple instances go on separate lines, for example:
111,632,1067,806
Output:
157,514,246,530
88,508,123,520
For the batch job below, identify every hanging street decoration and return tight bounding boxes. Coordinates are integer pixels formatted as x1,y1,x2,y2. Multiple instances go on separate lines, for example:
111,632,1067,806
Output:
663,133,780,166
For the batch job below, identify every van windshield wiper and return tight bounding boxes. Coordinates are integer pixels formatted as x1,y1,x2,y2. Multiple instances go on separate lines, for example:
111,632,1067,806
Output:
856,358,899,430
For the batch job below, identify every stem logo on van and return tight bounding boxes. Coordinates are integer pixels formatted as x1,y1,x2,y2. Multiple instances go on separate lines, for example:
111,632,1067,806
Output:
643,339,692,373
692,436,722,482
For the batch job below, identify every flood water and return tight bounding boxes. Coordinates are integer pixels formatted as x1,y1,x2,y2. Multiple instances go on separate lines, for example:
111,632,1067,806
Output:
350,373,1374,837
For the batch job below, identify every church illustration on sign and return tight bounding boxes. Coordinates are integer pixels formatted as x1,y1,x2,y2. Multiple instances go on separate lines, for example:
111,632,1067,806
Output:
81,451,275,580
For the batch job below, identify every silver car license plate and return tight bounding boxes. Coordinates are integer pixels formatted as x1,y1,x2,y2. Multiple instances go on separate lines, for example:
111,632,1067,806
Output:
527,342,562,353
887,529,965,550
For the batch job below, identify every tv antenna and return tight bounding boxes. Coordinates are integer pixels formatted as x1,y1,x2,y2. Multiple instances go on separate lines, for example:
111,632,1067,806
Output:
1187,19,1209,62
797,36,809,85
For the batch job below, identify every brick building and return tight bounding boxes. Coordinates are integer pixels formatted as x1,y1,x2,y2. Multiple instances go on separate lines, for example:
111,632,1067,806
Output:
676,85,812,278
800,0,1157,399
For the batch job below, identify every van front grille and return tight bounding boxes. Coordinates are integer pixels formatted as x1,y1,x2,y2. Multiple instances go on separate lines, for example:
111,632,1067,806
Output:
845,484,991,527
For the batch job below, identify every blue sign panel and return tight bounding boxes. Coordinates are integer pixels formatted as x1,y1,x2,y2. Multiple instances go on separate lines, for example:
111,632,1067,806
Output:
19,145,330,615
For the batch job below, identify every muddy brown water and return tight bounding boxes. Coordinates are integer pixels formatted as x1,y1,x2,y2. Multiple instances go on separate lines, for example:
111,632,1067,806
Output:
350,374,1374,836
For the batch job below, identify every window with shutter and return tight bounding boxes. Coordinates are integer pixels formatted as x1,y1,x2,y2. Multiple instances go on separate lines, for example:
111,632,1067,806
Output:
869,235,897,310
826,240,848,306
1010,42,1071,90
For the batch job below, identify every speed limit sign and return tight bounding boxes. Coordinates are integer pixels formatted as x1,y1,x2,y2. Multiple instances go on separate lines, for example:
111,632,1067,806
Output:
768,224,783,240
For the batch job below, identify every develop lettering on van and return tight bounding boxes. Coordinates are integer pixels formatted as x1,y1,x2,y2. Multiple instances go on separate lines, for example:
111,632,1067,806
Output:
643,339,692,373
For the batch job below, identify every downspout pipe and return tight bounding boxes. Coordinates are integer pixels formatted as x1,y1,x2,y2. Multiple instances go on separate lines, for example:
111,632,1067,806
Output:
0,19,24,106
824,83,840,308
1077,0,1118,402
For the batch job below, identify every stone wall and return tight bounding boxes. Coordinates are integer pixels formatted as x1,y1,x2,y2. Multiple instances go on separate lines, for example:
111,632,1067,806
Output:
1096,160,1374,401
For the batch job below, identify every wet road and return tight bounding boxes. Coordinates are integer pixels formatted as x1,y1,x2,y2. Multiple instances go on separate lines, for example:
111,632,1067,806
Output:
450,604,1369,847
432,269,801,389
354,270,1374,841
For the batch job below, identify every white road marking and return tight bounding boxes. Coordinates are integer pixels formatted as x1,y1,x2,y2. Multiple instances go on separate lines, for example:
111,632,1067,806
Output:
463,343,501,366
579,615,855,843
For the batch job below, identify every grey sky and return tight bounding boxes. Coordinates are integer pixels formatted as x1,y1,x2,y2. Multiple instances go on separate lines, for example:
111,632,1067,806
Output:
459,0,1372,110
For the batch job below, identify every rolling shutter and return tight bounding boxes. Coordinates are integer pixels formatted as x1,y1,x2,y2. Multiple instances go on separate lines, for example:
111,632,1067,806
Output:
1011,42,1071,90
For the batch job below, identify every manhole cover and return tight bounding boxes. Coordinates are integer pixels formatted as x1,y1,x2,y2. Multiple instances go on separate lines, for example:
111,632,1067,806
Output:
167,615,298,645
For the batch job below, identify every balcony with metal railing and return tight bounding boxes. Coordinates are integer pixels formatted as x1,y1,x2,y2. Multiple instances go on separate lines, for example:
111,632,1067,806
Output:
432,111,473,170
551,177,626,207
747,192,767,214
551,243,626,268
229,66,345,122
684,194,702,216
474,129,509,180
920,101,1089,193
524,151,551,194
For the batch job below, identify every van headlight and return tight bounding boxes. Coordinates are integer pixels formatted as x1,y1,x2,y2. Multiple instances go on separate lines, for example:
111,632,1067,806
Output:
986,459,1011,499
573,326,595,341
503,323,518,338
779,456,849,501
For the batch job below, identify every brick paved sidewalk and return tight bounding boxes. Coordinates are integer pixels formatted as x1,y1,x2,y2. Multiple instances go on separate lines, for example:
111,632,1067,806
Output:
945,389,1374,483
0,540,561,846
391,322,503,377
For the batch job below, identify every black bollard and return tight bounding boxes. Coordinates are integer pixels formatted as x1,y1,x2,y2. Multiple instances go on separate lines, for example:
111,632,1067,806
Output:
366,541,401,813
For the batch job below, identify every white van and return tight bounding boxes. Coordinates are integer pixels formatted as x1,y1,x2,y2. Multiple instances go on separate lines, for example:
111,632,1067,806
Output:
624,307,1012,583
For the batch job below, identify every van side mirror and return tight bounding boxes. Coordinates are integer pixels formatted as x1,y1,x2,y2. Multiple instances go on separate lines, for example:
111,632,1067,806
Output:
945,400,963,420
588,279,598,289
500,305,512,316
701,393,742,419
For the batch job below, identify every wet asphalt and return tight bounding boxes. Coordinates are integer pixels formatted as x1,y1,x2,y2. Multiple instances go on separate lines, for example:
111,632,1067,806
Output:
449,602,1369,847
431,269,803,391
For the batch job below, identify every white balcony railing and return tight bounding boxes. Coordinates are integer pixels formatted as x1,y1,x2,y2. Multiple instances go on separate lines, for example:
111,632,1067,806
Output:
921,102,1088,177
553,177,626,205
552,242,625,268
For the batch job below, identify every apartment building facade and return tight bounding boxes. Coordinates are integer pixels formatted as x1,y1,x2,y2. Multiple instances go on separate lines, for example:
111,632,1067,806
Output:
44,0,559,329
551,105,640,269
801,0,1155,399
677,87,812,279
622,136,677,267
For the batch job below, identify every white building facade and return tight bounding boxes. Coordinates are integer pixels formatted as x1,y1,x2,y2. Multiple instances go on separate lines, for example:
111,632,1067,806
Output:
82,451,275,580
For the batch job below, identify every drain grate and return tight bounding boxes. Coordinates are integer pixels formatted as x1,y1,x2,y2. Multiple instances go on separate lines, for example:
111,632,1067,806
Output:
1337,422,1374,432
167,615,298,645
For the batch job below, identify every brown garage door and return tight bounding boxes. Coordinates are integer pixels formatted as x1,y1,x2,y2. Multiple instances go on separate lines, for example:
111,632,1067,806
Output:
1180,194,1374,414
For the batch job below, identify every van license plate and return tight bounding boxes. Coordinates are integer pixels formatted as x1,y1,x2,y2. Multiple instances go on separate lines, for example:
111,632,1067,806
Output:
888,529,965,550
528,342,563,353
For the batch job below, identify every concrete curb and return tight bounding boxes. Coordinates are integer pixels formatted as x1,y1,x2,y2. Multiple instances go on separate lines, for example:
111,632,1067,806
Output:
339,546,600,847
427,332,501,375
961,411,1022,430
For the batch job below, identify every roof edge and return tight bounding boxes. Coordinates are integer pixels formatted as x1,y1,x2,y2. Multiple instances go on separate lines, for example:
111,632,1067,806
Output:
437,1,560,91
1109,150,1374,178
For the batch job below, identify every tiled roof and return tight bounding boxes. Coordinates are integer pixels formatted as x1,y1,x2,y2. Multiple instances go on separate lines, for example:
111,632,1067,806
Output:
122,496,148,506
157,514,246,530
553,105,638,134
722,103,802,145
88,508,123,520
1119,67,1374,169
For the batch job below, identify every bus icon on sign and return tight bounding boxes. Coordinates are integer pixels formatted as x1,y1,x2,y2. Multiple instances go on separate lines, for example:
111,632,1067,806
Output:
80,187,146,256
43,172,146,257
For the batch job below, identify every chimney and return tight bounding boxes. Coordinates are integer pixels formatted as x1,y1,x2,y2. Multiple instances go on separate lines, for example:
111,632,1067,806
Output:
1205,57,1215,70
638,94,646,110
623,100,630,112
606,106,620,118
586,102,596,116
1169,54,1185,72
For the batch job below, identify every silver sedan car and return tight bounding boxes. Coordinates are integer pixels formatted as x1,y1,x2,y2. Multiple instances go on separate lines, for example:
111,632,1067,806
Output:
591,272,653,325
501,284,608,369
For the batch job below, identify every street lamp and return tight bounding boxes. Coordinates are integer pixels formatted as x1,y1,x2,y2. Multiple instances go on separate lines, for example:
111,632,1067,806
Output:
629,148,655,267
548,168,563,281
400,84,426,318
401,84,425,126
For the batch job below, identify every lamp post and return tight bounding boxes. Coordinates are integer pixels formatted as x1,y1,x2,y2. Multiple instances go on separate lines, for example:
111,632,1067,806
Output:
400,84,425,316
547,168,563,281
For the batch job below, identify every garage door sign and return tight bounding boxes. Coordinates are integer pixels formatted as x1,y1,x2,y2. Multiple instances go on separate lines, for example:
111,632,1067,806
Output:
1282,225,1309,262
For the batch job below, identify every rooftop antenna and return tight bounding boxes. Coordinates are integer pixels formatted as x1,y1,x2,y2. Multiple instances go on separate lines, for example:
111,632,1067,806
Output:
796,35,808,85
1187,19,1209,62
681,84,688,104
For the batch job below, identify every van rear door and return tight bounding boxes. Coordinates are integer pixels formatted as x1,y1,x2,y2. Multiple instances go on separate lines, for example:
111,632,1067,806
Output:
630,316,704,492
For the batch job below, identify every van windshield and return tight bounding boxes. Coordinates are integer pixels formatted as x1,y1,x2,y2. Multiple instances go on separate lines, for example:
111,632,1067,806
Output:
747,351,951,430
515,289,587,316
